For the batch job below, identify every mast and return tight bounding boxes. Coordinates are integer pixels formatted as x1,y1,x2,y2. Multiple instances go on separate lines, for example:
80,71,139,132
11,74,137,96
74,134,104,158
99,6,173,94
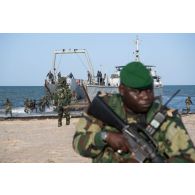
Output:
52,52,57,82
135,36,140,62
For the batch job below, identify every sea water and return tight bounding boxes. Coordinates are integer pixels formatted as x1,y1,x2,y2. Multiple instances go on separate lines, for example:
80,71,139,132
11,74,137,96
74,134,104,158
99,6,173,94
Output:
163,85,195,112
0,85,195,116
0,86,46,117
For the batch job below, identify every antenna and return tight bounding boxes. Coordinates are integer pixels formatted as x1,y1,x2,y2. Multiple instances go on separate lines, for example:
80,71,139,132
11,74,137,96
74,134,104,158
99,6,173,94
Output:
164,89,181,107
135,35,140,62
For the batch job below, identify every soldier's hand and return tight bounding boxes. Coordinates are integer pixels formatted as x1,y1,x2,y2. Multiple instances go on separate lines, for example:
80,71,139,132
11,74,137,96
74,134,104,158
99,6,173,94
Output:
106,132,130,153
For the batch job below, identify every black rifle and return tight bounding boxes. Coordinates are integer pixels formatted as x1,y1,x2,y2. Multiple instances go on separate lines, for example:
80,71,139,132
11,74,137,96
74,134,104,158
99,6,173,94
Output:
87,94,165,163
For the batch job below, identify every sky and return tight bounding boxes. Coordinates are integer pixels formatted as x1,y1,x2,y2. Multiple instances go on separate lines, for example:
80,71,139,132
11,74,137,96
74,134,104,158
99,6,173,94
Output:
0,33,195,86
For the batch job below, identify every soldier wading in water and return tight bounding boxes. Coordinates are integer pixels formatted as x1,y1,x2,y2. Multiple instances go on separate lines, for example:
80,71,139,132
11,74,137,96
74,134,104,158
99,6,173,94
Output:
73,61,195,163
4,98,12,117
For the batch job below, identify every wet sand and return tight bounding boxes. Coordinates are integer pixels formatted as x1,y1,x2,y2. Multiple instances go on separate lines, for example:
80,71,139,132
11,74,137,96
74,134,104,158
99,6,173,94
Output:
0,114,195,163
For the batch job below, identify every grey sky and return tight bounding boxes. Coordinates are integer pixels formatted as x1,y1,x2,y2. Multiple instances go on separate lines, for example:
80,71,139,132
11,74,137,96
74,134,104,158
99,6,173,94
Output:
0,33,195,86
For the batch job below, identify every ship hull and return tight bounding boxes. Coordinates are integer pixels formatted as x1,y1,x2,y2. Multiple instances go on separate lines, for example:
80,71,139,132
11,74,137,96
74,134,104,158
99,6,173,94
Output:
45,80,163,103
86,85,163,101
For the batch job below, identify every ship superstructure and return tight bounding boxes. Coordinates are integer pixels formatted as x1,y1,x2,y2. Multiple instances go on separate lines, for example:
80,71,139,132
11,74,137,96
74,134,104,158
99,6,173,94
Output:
108,37,163,97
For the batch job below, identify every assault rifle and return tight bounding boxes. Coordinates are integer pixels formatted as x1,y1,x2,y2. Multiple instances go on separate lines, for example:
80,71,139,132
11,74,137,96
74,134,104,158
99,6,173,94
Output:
87,90,180,163
87,94,164,163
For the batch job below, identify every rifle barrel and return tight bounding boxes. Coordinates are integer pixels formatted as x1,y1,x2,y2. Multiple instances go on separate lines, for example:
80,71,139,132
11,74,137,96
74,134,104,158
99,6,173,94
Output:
164,89,181,107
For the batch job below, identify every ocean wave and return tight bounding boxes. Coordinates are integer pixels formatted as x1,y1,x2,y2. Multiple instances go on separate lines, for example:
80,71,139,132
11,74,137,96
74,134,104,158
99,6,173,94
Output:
0,106,57,117
12,107,25,114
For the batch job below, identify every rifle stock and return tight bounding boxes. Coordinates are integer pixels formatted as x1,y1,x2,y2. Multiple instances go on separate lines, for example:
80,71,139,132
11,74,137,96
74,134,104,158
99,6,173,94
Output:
87,94,164,163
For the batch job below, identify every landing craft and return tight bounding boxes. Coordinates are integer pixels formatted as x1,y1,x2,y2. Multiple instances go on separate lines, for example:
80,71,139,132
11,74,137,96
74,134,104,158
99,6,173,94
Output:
44,38,163,109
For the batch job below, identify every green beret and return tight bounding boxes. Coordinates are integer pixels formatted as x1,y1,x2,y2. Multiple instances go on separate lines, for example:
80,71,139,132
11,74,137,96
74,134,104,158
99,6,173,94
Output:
120,61,153,89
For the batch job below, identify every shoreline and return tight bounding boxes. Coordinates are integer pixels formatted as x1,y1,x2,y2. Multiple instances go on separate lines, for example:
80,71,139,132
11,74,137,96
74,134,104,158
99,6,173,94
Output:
1,110,195,121
0,114,194,163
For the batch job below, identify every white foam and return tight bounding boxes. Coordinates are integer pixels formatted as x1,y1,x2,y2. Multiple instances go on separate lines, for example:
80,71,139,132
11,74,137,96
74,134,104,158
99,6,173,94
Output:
12,107,25,114
45,107,55,113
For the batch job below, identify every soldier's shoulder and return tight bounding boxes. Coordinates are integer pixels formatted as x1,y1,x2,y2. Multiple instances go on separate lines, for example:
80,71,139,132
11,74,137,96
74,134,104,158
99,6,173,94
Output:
99,92,121,104
147,99,178,122
151,102,182,123
98,93,124,116
76,112,104,130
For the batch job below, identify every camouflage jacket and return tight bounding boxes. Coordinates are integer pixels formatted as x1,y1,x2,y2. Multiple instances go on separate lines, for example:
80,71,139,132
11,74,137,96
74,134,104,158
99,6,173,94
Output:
4,101,12,111
185,98,192,105
73,94,195,163
54,85,72,107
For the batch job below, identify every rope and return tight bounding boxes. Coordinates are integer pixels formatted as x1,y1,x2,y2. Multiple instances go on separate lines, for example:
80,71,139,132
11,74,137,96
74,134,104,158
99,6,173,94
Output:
75,53,88,70
55,54,63,73
54,52,89,77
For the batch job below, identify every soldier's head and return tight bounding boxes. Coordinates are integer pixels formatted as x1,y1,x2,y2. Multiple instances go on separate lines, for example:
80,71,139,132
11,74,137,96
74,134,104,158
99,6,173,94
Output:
119,61,154,113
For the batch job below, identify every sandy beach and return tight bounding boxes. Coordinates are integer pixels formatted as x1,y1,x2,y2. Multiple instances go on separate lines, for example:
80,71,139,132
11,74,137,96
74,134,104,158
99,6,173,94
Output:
0,114,195,163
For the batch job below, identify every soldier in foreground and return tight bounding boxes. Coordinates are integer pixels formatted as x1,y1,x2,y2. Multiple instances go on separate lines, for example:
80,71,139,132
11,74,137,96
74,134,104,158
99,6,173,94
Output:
73,61,195,163
4,98,12,117
54,77,72,127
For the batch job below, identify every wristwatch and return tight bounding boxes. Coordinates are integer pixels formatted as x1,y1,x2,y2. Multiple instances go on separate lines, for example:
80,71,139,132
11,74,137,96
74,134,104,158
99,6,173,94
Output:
101,131,108,143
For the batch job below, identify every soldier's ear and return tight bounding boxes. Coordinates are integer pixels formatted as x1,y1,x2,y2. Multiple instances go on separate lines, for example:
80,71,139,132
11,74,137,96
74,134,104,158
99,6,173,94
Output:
119,84,125,96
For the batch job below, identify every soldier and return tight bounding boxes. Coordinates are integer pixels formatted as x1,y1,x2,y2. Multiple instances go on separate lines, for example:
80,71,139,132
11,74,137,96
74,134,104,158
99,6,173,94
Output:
57,72,61,81
4,98,12,117
47,70,54,84
38,96,50,112
33,99,37,113
103,73,106,85
73,61,195,163
185,96,193,114
87,70,92,84
24,98,29,113
96,70,100,84
28,99,34,113
69,72,74,79
54,77,72,127
24,98,34,113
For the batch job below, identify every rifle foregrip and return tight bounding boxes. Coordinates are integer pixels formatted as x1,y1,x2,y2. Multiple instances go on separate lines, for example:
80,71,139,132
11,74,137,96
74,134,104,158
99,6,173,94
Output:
87,95,126,131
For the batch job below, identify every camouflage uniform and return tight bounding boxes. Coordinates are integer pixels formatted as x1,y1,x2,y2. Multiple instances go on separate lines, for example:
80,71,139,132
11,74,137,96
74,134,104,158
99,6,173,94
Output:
73,94,195,163
185,97,193,113
4,99,12,117
24,98,29,113
38,96,50,112
55,77,72,127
